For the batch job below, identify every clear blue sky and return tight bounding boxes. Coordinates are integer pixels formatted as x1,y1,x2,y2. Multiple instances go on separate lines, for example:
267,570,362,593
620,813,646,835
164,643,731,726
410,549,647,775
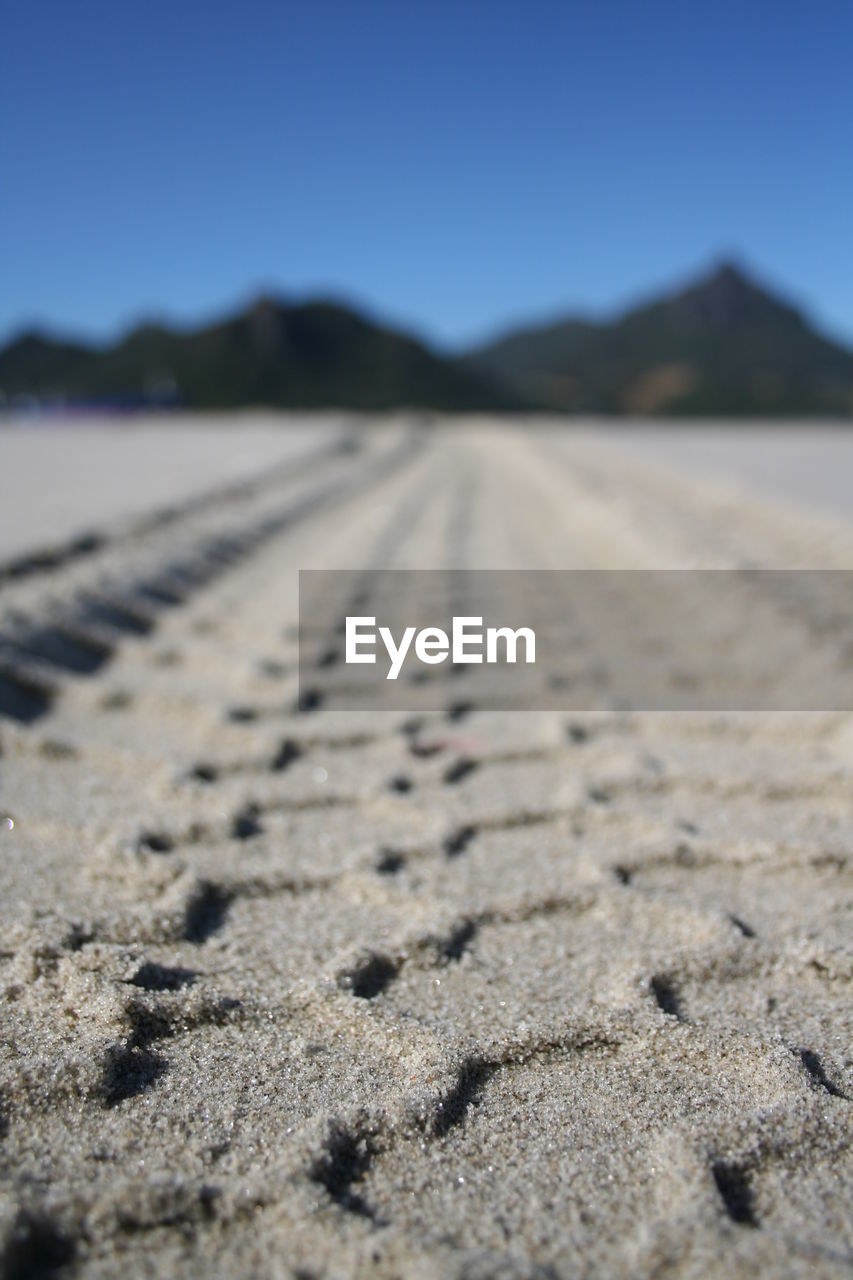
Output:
3,0,852,350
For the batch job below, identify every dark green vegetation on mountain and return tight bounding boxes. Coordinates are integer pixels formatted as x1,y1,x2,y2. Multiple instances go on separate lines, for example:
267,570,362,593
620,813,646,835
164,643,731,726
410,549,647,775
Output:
2,264,852,415
463,263,853,416
0,298,518,412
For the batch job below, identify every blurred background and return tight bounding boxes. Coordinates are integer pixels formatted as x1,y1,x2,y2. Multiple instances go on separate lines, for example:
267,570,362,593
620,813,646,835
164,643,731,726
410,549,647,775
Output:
2,0,852,417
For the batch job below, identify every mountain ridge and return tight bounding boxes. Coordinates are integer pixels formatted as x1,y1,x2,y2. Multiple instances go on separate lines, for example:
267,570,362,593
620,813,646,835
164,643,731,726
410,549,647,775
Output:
2,263,852,416
0,296,520,412
462,262,853,416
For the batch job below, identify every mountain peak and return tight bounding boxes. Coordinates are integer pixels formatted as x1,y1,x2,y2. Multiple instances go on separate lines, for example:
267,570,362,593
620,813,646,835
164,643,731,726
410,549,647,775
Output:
663,259,799,332
707,259,752,288
246,293,287,318
465,260,853,415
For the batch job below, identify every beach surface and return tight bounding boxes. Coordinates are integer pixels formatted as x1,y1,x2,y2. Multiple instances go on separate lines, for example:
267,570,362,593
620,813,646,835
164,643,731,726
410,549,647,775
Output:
1,416,851,1278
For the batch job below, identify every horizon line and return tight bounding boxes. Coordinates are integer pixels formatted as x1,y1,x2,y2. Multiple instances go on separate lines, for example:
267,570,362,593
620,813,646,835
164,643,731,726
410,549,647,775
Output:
3,255,853,358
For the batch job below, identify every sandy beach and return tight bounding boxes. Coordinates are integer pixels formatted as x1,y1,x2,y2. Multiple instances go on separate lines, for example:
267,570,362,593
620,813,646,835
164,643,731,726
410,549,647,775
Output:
1,416,851,1278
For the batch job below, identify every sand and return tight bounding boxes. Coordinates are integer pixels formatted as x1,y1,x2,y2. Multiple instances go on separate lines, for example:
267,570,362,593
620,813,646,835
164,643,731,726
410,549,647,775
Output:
0,414,345,562
0,416,851,1278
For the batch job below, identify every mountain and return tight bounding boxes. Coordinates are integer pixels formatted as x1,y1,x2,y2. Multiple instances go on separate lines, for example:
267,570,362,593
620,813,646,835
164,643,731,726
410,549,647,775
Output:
3,265,853,415
462,263,853,416
0,297,519,412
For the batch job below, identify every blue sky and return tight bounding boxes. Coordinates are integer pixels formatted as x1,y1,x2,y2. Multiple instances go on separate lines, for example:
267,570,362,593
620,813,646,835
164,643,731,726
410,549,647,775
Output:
3,0,852,350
